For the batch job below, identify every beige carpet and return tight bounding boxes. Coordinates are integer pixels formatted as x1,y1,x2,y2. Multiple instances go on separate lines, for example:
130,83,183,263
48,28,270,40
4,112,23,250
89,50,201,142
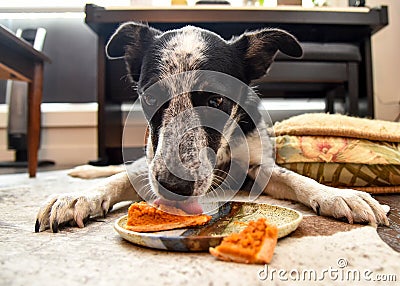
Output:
0,170,399,286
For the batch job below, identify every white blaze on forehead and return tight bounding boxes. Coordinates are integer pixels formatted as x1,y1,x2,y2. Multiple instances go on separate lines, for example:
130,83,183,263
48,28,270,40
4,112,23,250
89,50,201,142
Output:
160,26,207,76
157,27,208,100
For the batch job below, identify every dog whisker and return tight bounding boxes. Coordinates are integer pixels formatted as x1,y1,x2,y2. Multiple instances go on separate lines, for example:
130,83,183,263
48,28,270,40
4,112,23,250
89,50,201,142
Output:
214,168,239,185
138,184,157,201
206,183,231,202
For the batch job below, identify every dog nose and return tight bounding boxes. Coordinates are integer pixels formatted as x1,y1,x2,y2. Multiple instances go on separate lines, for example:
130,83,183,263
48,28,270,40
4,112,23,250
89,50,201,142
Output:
156,173,194,200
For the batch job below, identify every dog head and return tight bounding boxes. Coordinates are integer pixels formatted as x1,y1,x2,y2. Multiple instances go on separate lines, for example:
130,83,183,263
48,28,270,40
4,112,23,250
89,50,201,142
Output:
106,23,302,208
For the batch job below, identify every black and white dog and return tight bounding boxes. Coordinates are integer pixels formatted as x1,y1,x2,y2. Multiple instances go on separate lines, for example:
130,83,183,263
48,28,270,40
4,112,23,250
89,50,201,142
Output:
36,23,388,233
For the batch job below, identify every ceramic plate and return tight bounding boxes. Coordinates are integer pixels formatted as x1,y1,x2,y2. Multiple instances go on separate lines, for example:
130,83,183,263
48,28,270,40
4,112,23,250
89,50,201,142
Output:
114,201,302,252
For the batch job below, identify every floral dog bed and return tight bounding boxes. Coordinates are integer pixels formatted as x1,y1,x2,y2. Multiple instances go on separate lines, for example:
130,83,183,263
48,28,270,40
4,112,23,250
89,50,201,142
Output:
273,113,400,193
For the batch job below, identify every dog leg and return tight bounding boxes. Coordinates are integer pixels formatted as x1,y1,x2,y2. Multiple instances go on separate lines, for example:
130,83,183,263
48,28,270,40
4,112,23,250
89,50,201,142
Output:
253,165,389,226
68,165,125,179
36,157,148,232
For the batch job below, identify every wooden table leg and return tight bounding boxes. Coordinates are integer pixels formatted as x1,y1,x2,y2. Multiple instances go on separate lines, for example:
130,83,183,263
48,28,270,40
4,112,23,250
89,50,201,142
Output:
347,62,359,116
363,38,375,118
27,63,43,178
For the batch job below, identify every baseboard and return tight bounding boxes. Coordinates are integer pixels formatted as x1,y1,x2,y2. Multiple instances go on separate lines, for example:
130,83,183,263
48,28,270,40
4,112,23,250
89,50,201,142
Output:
0,103,98,165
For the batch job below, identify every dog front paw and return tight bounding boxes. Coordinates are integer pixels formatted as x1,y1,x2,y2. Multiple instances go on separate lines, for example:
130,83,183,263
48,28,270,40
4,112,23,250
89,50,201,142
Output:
309,188,389,227
35,191,112,233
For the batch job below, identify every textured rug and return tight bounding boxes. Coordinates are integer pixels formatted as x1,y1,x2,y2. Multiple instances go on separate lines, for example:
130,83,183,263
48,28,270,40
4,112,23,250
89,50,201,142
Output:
0,170,399,286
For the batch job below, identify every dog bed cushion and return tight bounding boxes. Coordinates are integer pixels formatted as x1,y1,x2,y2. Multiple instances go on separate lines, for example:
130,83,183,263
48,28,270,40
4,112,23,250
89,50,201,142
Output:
273,113,400,194
273,113,400,142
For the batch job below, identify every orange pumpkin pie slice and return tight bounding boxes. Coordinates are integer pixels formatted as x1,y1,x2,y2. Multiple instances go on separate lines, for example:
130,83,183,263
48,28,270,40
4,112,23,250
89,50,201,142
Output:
209,218,278,264
124,202,212,232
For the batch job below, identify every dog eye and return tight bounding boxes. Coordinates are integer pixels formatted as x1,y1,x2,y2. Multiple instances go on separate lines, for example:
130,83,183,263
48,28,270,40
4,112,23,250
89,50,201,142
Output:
142,93,157,106
208,96,223,108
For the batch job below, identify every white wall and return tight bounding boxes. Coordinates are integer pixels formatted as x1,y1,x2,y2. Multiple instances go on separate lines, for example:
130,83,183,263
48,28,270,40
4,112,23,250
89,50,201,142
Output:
328,1,399,122
368,0,400,121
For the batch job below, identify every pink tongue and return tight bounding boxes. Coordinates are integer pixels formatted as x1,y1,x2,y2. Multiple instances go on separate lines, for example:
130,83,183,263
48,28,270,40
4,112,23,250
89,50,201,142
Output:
176,200,203,215
153,198,203,215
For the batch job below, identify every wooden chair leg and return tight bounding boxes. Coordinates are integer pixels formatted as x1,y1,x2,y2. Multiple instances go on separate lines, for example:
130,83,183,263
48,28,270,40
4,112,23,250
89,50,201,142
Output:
325,89,336,114
347,62,359,116
27,63,43,178
363,38,374,118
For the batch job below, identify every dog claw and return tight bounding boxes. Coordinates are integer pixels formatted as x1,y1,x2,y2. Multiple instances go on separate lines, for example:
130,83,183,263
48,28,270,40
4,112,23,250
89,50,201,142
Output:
101,200,111,218
75,215,84,228
346,215,354,225
315,205,320,216
103,205,113,218
310,200,321,216
35,219,40,233
83,216,90,225
52,220,59,233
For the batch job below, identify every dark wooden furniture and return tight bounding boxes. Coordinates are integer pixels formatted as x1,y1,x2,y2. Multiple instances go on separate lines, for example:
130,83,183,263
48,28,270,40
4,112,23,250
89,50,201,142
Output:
0,25,51,177
85,4,388,165
263,42,362,114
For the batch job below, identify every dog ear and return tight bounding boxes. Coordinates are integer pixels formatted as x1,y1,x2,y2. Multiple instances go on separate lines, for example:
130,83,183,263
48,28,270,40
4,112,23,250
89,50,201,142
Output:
231,28,303,82
106,22,161,81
